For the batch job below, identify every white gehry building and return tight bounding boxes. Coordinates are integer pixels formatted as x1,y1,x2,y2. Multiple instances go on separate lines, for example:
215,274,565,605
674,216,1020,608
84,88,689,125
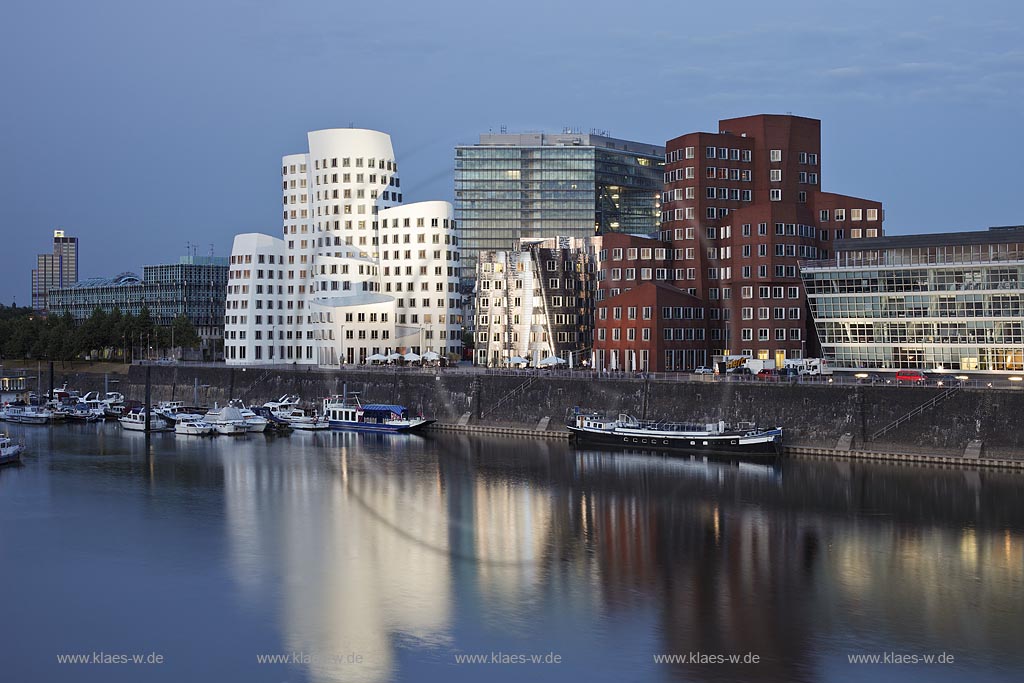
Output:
224,128,462,366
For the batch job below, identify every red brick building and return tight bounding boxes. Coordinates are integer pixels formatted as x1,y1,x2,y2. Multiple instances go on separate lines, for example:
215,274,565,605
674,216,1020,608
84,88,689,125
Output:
591,115,883,372
593,232,708,371
659,114,883,368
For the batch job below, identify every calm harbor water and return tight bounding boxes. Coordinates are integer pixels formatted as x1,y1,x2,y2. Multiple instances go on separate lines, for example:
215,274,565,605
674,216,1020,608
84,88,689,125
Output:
1,423,1022,683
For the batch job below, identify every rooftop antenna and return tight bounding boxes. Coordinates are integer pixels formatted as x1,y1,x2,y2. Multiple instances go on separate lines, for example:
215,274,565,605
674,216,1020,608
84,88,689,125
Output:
500,125,507,134
209,243,214,257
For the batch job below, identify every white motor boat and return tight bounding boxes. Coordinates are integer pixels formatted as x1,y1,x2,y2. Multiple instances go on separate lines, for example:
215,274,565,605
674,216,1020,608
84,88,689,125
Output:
203,406,249,436
228,401,269,433
155,401,192,421
174,416,215,436
68,399,106,422
4,405,53,425
119,410,172,432
0,434,24,465
263,394,300,416
277,407,329,430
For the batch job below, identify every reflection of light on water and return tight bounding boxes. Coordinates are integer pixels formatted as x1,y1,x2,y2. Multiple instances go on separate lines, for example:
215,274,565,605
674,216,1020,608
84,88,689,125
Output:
831,525,1024,654
960,527,978,565
574,449,783,483
222,440,455,683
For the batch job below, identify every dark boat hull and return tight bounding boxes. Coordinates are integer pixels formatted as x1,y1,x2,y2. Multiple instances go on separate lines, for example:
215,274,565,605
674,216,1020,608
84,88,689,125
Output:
328,419,435,434
568,426,781,460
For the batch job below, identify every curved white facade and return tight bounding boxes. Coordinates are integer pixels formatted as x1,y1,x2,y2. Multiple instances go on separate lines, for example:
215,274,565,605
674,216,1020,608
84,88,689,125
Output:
225,129,462,366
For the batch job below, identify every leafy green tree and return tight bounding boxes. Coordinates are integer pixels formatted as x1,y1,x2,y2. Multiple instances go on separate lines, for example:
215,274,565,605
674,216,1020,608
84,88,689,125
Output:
170,315,201,349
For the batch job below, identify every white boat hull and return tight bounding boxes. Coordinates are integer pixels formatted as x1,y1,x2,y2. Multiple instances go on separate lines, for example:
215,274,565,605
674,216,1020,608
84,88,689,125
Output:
213,422,248,435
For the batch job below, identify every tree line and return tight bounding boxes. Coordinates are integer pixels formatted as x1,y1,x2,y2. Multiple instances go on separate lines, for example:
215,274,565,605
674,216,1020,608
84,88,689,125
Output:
0,304,201,362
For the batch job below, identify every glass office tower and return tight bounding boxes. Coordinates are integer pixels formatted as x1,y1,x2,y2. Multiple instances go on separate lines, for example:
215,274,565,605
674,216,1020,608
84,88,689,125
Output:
455,132,664,284
800,226,1024,372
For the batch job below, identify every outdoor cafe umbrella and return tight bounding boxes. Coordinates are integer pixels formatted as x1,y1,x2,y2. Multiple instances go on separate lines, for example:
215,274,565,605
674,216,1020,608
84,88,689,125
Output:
386,352,403,361
404,352,422,362
538,355,567,367
422,351,440,361
367,353,387,362
509,356,529,365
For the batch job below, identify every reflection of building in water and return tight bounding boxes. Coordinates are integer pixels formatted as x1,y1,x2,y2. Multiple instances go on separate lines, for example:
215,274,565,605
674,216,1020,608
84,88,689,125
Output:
830,525,1024,655
221,434,453,683
217,431,1024,683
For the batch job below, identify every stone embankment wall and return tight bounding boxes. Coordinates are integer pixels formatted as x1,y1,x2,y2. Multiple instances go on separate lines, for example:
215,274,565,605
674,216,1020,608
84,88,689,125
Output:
51,364,1024,457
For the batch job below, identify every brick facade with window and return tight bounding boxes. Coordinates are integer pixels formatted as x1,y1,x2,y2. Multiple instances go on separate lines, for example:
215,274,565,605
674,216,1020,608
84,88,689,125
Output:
660,114,883,366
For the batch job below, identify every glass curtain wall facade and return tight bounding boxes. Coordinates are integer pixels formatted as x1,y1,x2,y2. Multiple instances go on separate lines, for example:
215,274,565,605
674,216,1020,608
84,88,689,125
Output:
800,227,1024,372
455,133,664,285
48,256,229,342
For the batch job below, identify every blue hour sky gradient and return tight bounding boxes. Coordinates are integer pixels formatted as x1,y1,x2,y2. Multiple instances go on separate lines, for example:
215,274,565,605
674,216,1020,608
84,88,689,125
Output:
2,0,1023,303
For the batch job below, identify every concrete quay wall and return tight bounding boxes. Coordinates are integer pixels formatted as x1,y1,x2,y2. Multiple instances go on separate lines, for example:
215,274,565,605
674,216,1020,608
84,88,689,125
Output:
58,365,1021,458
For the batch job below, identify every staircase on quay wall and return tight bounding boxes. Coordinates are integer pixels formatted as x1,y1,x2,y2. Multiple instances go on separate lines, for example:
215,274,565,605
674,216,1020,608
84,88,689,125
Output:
869,387,962,442
480,375,539,419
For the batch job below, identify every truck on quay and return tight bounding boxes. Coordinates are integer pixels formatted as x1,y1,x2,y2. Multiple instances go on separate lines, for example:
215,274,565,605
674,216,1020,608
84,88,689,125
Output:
712,355,750,374
711,355,776,375
742,359,776,374
782,358,834,376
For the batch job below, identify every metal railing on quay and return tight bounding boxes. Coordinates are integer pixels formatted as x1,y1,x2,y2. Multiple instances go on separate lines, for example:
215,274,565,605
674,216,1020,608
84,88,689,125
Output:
135,360,1024,390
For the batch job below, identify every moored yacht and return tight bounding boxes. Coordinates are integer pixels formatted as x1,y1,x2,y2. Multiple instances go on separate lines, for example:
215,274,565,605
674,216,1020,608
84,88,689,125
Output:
272,406,328,430
566,407,782,459
203,406,249,435
174,415,215,436
4,404,53,425
0,434,24,466
119,409,172,432
227,400,269,433
322,394,434,433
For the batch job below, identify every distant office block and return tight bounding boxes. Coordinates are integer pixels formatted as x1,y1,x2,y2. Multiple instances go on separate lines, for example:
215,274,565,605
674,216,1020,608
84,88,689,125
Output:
31,229,78,312
48,255,228,351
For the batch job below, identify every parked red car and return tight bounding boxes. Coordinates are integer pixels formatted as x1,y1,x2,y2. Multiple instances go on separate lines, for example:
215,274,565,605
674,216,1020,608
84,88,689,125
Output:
895,370,927,383
756,369,778,381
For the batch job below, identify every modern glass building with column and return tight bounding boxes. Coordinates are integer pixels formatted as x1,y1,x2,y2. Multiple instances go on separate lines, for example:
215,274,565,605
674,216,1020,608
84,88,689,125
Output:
800,226,1024,372
454,131,665,283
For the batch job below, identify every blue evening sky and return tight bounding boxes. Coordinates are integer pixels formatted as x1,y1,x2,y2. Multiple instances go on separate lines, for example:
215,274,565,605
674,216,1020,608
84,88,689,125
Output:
2,0,1023,303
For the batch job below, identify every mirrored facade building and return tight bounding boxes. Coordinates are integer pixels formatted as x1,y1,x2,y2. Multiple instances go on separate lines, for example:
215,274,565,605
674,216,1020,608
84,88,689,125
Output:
472,236,598,367
800,226,1024,372
455,131,665,286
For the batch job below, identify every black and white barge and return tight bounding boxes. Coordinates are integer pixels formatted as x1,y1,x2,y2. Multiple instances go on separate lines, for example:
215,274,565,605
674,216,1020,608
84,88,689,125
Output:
566,408,782,459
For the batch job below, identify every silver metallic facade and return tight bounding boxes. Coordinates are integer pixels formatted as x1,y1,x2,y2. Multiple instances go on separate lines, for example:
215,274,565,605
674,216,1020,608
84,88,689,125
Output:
800,227,1024,372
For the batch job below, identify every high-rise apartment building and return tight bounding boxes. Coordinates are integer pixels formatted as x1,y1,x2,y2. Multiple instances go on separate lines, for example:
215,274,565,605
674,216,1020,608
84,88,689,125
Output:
588,115,883,371
455,131,665,284
224,129,462,366
31,229,79,312
658,114,883,367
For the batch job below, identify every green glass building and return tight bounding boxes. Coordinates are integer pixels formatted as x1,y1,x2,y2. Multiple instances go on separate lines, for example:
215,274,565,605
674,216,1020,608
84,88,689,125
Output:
455,131,665,285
